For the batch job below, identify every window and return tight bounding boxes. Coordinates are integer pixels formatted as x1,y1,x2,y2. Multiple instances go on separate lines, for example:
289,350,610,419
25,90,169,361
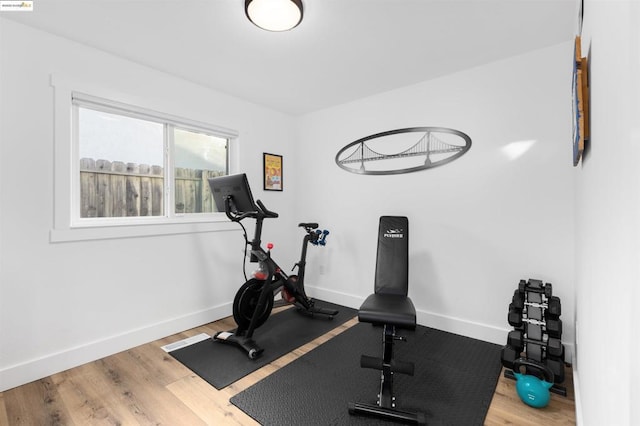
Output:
49,73,240,242
73,93,232,221
78,106,165,218
173,128,228,214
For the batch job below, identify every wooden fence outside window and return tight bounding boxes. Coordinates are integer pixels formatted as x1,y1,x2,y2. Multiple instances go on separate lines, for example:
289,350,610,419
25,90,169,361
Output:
79,158,224,218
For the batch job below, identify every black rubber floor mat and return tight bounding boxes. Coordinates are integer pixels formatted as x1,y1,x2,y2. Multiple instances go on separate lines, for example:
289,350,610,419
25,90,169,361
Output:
169,300,356,389
231,322,502,425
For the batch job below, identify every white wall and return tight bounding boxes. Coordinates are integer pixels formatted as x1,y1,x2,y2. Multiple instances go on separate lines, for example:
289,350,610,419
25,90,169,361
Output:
0,19,298,391
296,43,576,351
575,2,640,425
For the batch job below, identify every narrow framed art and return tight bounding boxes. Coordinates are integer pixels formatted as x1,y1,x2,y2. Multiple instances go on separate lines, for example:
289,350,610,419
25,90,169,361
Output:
572,36,590,166
263,153,283,191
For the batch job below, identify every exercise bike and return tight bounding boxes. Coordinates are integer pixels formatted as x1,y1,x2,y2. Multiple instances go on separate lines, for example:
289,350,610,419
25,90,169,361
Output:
208,173,338,359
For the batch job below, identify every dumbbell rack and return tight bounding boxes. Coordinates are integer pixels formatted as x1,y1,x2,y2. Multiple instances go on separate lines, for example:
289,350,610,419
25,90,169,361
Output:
500,278,567,397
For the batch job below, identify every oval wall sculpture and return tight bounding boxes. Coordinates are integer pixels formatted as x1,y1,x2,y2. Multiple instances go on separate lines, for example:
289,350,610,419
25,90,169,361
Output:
335,127,472,175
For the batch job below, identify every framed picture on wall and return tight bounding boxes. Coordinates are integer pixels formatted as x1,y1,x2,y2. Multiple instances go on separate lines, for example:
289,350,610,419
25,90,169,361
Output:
263,153,283,191
572,36,590,166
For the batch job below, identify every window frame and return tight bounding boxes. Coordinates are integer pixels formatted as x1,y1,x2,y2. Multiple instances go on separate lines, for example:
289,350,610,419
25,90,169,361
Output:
50,74,240,242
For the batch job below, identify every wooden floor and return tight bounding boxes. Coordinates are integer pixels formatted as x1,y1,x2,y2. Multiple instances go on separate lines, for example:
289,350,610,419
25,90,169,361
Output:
0,309,576,425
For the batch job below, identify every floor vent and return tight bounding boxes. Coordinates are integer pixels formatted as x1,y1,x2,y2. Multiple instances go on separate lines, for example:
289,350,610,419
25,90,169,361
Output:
161,332,210,352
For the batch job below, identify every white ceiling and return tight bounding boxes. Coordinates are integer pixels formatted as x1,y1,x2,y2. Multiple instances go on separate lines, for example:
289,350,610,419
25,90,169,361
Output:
4,0,577,115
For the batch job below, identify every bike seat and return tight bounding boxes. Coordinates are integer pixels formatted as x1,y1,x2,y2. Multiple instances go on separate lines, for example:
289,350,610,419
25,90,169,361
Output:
298,222,318,229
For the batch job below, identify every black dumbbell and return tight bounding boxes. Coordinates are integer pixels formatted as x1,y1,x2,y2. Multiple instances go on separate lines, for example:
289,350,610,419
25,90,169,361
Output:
519,278,553,298
510,312,562,339
507,330,524,352
501,345,521,370
512,290,525,310
546,337,565,359
545,313,562,338
544,282,553,298
547,296,561,316
528,278,544,289
508,303,523,328
508,329,564,358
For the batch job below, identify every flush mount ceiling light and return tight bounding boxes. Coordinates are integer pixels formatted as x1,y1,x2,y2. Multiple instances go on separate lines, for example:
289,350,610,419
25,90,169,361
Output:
245,0,303,32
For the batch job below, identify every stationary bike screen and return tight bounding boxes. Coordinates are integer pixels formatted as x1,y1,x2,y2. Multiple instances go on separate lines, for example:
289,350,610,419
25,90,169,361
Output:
209,173,257,215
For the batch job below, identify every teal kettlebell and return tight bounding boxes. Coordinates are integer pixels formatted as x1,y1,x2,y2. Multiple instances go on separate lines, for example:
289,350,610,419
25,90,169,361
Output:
512,358,555,408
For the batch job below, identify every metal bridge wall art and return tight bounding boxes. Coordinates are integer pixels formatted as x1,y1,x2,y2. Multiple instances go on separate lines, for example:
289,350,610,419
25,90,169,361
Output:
335,127,472,175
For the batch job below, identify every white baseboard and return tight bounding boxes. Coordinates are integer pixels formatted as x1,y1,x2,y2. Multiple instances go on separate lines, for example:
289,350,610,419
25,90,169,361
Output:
308,285,575,363
0,303,231,392
1,287,576,393
573,368,584,425
417,310,507,345
306,285,364,310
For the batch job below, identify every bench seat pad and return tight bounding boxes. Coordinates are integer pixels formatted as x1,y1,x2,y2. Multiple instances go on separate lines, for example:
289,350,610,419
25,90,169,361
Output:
358,293,416,330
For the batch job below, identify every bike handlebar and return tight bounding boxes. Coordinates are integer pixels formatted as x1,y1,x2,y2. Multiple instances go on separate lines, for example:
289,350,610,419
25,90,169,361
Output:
224,197,278,221
224,197,255,221
256,200,279,218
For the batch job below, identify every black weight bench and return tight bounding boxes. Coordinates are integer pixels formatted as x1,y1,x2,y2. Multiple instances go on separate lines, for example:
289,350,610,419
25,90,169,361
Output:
348,216,426,425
